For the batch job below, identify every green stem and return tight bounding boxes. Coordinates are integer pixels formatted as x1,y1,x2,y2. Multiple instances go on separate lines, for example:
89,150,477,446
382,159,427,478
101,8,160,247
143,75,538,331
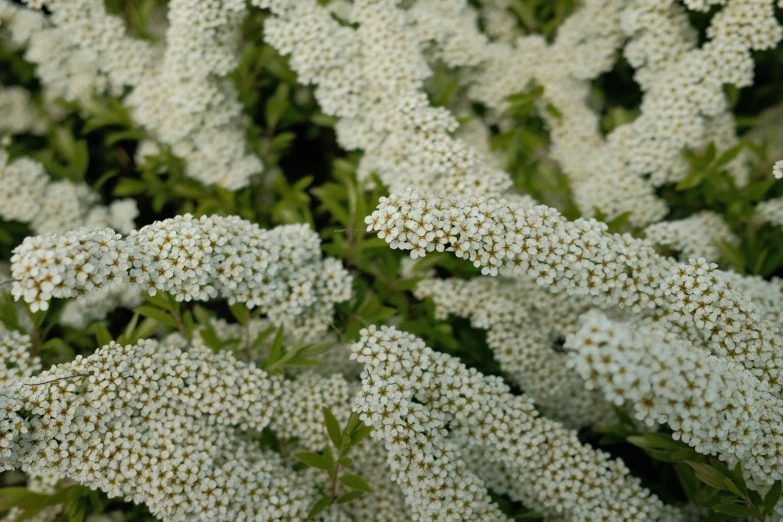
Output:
243,307,252,362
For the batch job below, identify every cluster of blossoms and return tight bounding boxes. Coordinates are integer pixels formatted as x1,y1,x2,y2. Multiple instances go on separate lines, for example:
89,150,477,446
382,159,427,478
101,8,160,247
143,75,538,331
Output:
0,149,138,236
4,0,778,219
3,0,260,189
0,148,143,326
1,338,320,521
0,86,46,136
0,0,110,108
644,211,738,262
351,326,682,521
757,196,783,229
419,0,773,225
566,311,783,489
0,330,40,388
0,327,411,522
414,276,612,427
261,0,513,197
10,215,351,337
367,191,783,392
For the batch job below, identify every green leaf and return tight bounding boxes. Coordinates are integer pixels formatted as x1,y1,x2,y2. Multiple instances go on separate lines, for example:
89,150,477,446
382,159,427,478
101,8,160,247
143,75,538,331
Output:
339,474,373,493
674,463,701,504
93,323,113,347
711,503,756,516
337,457,353,468
343,412,360,435
283,358,323,367
132,318,160,343
731,461,748,496
229,302,248,325
764,480,782,512
265,84,289,129
0,488,50,511
113,178,147,197
336,491,364,504
251,326,277,349
265,326,286,367
323,407,343,449
350,426,372,446
307,495,332,519
294,452,332,471
41,338,66,352
134,306,179,328
105,128,145,145
749,489,763,508
714,142,744,167
323,445,336,470
626,433,684,454
685,461,732,491
675,168,707,191
182,310,195,336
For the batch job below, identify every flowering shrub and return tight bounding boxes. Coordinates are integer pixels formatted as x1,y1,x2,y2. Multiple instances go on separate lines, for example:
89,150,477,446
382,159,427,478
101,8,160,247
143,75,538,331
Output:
1,0,783,520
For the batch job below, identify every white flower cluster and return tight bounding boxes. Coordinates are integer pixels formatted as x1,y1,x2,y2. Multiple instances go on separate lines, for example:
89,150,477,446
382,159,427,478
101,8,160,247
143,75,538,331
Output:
260,0,512,197
351,325,681,521
0,86,46,136
1,338,318,521
125,0,263,189
414,276,612,427
566,311,783,486
644,211,739,262
0,147,141,327
1,330,412,522
663,258,783,392
0,148,139,235
59,286,144,330
367,191,783,393
756,196,783,229
0,0,112,107
10,215,351,337
10,0,261,189
775,160,783,179
398,0,773,225
0,330,41,388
